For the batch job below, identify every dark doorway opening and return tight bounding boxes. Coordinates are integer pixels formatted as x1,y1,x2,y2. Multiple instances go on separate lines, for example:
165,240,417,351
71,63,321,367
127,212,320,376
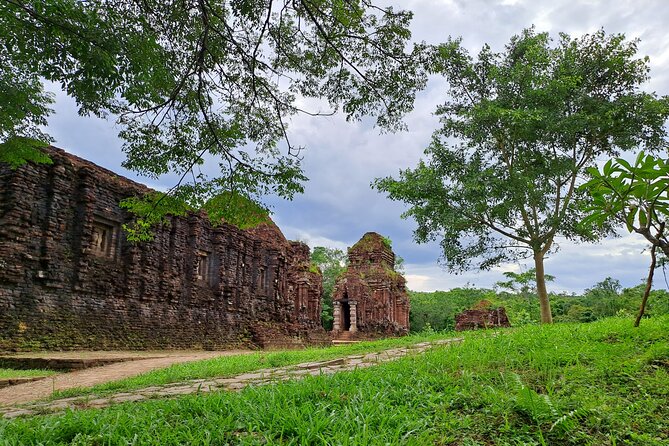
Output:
341,301,351,331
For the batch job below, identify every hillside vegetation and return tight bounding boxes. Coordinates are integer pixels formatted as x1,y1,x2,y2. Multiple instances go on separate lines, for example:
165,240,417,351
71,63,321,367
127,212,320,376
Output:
1,316,667,445
410,280,669,332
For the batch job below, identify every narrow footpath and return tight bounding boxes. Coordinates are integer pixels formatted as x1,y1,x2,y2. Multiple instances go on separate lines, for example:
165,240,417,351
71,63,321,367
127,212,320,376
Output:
1,339,461,418
0,350,251,409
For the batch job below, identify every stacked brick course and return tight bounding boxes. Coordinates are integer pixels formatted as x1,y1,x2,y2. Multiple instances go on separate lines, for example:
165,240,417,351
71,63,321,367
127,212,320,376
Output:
0,147,326,350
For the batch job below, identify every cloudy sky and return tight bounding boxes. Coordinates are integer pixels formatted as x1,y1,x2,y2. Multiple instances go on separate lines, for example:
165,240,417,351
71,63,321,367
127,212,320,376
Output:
43,0,669,293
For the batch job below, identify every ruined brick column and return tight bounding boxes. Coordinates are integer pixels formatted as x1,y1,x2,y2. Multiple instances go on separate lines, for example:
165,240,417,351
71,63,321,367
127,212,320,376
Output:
333,301,341,331
455,306,511,331
349,300,358,332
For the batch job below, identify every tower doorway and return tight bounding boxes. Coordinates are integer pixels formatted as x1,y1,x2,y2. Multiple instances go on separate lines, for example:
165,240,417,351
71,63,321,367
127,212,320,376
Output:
341,301,351,331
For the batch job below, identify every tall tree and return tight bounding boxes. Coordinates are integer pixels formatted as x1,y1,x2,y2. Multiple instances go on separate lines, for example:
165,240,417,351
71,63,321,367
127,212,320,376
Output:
375,28,669,323
1,0,427,233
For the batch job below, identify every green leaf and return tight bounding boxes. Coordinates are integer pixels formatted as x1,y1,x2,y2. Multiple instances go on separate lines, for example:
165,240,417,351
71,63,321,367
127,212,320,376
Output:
616,158,633,172
638,208,648,227
625,207,637,232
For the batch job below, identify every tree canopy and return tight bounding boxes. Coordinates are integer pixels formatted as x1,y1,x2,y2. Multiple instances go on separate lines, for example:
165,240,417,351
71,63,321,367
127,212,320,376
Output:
375,28,669,323
1,0,428,233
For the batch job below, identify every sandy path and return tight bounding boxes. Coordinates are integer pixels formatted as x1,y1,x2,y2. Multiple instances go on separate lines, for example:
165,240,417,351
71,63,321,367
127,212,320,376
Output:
0,350,252,407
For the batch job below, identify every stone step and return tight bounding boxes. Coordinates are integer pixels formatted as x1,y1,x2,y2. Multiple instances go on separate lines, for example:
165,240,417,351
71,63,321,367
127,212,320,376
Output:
332,340,361,345
0,355,161,372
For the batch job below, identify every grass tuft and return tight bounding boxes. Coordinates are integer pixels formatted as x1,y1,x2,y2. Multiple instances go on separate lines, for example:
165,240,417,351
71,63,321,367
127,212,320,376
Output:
0,368,56,380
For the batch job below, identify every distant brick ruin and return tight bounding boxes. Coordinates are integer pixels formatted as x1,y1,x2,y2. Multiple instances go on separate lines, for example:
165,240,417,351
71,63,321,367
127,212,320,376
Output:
0,147,328,350
332,232,410,339
455,307,511,331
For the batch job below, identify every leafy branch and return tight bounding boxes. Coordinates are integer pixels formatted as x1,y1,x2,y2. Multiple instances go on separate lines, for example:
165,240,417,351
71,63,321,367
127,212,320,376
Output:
581,152,669,325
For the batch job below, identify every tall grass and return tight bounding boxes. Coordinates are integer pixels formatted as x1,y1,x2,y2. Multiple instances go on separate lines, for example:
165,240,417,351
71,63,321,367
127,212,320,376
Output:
2,316,668,445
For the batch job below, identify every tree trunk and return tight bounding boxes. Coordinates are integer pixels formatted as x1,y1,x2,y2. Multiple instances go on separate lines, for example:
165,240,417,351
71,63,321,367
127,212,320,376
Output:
534,251,553,324
635,244,657,327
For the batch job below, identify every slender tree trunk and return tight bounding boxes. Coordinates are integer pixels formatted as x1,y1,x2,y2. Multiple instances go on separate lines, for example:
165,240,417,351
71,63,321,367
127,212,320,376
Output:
534,251,553,324
635,244,657,327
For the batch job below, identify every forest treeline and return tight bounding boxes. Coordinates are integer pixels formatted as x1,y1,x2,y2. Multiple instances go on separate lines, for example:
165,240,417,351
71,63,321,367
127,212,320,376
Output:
409,278,669,332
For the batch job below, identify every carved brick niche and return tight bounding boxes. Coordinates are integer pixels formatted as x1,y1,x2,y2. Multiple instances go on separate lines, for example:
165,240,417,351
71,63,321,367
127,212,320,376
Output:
91,215,119,259
259,267,269,291
195,250,213,282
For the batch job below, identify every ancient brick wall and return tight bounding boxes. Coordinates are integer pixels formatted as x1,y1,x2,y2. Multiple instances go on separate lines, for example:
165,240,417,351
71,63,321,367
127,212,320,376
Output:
332,232,410,338
0,147,326,350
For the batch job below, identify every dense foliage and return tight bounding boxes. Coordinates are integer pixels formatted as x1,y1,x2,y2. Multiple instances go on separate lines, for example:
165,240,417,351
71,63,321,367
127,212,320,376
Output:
409,277,669,332
376,28,669,323
583,153,669,248
310,246,347,329
2,317,667,444
1,0,428,238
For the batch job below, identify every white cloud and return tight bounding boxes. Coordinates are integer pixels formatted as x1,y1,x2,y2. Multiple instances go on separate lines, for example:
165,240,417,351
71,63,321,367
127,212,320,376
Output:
279,226,350,252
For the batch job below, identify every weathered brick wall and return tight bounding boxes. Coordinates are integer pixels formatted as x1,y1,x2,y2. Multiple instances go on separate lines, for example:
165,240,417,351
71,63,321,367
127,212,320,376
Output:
0,147,325,350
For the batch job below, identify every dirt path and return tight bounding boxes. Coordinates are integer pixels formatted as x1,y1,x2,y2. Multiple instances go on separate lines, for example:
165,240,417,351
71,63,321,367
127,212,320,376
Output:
0,350,251,408
0,339,462,419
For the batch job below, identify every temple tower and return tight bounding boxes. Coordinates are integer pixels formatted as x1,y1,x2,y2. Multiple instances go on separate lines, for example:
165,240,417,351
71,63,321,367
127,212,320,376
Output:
332,232,410,338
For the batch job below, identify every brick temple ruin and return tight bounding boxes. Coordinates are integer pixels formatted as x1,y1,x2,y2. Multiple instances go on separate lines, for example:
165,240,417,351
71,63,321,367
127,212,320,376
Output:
332,232,410,339
455,305,511,331
0,147,329,350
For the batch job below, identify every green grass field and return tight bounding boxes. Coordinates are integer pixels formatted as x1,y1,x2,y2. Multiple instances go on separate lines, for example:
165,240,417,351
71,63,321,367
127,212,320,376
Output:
1,316,668,445
0,368,55,380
